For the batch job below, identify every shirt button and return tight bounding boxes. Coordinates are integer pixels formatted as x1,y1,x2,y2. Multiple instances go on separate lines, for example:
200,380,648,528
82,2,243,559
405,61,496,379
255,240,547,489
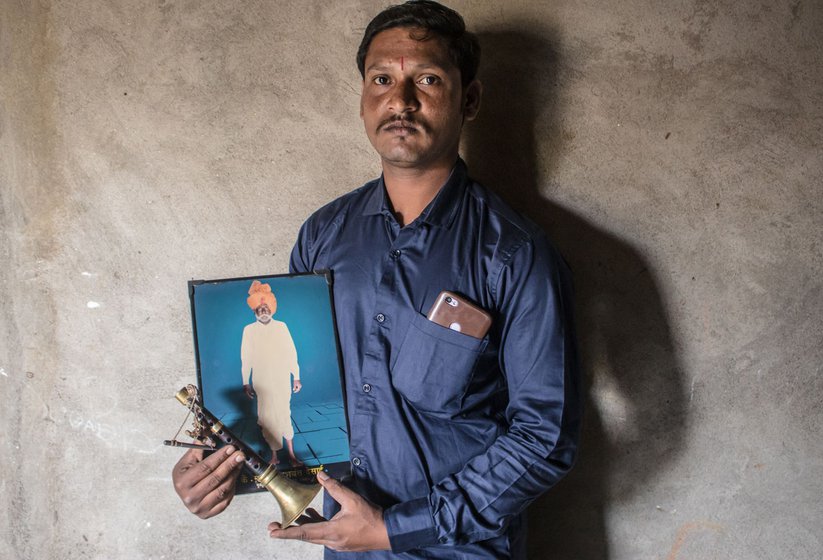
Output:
375,313,386,323
391,249,401,258
352,457,362,467
363,383,372,393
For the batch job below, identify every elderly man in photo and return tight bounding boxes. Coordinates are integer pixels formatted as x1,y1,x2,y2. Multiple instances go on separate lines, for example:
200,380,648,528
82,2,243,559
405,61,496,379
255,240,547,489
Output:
172,2,581,557
241,279,303,467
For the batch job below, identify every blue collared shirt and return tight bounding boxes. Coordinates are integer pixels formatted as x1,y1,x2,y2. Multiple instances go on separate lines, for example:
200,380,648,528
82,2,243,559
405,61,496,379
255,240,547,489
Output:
289,159,581,559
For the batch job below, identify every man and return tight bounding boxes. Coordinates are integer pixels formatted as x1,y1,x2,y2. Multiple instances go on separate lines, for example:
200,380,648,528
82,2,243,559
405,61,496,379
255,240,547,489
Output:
241,280,303,467
172,1,581,557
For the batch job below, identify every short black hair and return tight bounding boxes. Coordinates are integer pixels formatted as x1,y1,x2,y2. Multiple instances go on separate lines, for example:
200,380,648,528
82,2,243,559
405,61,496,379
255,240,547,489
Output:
356,0,480,87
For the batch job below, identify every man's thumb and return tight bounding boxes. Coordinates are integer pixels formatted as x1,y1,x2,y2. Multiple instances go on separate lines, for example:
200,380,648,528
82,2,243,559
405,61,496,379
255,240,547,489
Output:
317,471,353,506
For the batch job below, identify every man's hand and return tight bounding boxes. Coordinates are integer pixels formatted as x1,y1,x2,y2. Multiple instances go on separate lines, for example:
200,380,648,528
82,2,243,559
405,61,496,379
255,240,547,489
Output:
172,445,245,519
243,384,256,399
268,471,390,552
292,380,303,393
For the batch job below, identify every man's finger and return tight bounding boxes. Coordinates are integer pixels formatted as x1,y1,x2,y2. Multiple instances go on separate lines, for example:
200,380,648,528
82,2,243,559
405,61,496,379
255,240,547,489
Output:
198,445,238,470
191,447,244,494
173,448,207,495
199,471,241,518
202,498,231,519
177,446,237,495
316,471,356,507
269,520,333,546
173,447,204,476
186,450,243,517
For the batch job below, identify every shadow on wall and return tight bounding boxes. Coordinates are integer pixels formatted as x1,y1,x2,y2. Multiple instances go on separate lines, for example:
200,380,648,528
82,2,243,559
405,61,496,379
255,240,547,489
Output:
465,29,688,560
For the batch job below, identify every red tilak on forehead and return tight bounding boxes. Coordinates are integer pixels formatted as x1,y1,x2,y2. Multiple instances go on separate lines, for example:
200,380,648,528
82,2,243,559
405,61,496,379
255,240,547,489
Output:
401,56,404,70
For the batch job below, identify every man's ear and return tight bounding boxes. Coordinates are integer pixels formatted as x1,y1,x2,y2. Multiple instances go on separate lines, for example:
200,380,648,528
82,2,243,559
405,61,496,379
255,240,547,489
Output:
462,79,482,121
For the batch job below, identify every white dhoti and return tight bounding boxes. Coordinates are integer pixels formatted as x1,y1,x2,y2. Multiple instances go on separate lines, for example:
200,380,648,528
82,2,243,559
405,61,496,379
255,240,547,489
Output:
240,320,300,452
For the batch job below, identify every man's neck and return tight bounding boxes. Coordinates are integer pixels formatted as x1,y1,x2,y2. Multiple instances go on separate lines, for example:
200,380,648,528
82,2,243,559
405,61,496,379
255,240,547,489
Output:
382,157,457,227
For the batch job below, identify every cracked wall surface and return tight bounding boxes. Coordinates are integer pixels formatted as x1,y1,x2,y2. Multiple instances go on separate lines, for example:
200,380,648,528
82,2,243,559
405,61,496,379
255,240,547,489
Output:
1,1,821,558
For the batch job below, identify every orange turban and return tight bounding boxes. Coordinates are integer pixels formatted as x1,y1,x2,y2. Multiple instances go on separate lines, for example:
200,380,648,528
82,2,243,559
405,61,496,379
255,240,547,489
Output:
247,280,277,313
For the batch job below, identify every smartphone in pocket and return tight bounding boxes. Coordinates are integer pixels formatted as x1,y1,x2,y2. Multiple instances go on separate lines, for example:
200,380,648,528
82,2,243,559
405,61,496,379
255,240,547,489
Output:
426,291,492,339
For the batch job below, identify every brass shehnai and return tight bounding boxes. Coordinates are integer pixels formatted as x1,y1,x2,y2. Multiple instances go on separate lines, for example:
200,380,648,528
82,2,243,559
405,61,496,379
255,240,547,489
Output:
173,385,321,526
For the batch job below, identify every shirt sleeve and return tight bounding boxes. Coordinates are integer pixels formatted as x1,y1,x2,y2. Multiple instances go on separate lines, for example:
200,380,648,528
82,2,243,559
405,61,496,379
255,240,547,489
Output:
384,232,582,552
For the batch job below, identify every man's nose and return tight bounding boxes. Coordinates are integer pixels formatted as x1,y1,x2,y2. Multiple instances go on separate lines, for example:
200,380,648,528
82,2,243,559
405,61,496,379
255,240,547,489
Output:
389,78,419,114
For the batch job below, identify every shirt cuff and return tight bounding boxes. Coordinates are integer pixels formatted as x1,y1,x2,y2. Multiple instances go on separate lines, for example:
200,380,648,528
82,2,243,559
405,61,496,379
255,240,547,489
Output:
383,497,439,553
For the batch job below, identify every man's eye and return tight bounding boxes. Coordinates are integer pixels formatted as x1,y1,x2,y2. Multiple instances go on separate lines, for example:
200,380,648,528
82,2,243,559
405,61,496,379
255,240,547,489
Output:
373,76,390,85
418,75,439,85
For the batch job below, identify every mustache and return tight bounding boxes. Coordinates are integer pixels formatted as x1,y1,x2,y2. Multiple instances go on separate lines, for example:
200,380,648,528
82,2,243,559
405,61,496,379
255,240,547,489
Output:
379,115,426,131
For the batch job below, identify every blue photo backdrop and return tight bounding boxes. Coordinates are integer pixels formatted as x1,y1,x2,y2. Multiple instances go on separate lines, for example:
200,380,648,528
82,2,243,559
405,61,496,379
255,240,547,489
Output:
189,272,349,472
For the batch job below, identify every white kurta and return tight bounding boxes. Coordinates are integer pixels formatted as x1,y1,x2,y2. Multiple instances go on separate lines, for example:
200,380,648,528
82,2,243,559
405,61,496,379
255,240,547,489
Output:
240,320,300,451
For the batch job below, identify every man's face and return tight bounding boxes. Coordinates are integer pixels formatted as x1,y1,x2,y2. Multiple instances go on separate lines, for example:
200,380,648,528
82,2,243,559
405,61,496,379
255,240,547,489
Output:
255,303,272,324
360,27,480,170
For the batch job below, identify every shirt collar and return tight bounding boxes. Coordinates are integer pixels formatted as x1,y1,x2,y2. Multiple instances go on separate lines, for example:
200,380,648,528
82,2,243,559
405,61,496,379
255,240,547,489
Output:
361,158,468,229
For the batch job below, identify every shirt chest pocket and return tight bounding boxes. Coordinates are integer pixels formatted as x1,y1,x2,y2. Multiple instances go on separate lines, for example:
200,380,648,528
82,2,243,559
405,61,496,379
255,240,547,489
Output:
390,312,488,416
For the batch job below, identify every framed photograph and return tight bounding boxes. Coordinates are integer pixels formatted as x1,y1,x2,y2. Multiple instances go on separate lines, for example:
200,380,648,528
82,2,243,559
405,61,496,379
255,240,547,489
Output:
189,271,350,492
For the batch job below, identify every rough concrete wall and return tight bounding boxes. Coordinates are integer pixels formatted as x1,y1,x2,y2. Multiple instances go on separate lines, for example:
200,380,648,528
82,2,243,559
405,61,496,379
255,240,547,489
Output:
1,1,820,559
